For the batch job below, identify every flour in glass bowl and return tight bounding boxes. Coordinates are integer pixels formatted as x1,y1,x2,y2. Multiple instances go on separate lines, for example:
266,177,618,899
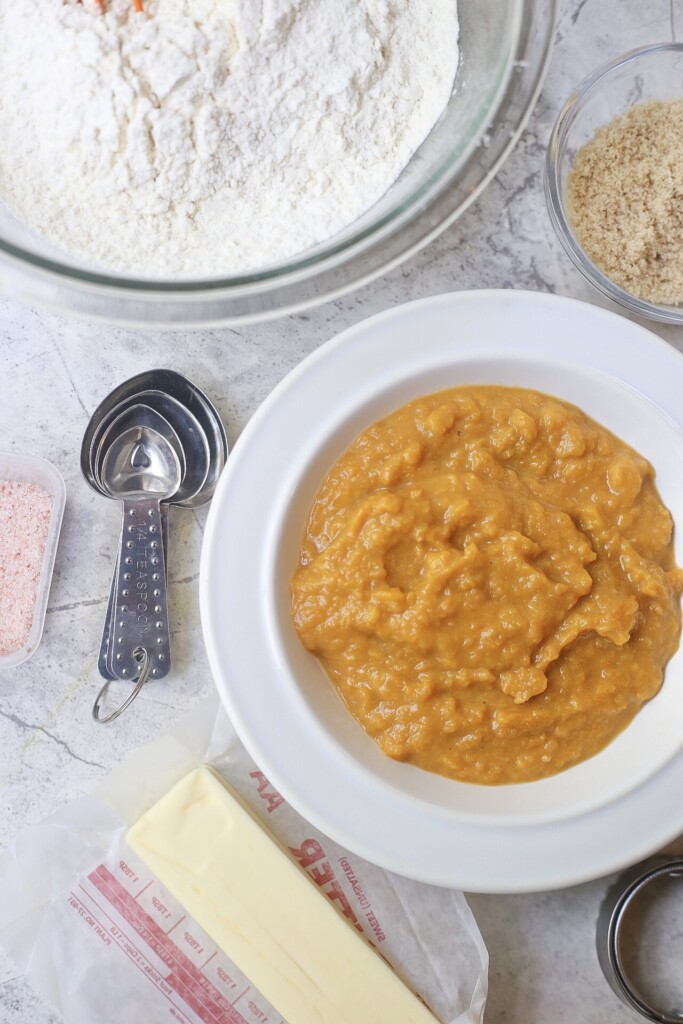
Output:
0,0,459,278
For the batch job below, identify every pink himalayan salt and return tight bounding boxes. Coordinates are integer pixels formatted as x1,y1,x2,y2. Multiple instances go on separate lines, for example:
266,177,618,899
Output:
0,480,53,657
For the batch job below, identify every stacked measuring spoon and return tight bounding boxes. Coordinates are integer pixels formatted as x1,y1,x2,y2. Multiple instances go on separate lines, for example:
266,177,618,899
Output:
81,370,228,723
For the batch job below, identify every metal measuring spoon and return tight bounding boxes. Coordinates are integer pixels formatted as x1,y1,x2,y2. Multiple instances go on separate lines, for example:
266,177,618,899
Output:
81,370,228,508
99,423,180,690
92,394,213,681
93,403,186,679
94,402,187,495
81,370,228,720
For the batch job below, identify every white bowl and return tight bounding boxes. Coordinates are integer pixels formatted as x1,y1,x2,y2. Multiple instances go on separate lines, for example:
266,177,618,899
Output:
201,291,683,891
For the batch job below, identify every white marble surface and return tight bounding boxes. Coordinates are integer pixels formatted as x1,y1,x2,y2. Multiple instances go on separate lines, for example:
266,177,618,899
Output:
1,1,683,1022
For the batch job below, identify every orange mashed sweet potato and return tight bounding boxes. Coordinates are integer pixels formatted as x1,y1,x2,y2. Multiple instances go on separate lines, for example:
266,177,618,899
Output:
291,386,683,785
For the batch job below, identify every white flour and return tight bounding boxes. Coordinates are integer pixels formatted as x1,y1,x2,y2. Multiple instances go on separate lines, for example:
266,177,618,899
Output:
0,0,459,278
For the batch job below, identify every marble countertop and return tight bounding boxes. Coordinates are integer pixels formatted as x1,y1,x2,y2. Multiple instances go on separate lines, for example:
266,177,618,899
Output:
2,1,683,1022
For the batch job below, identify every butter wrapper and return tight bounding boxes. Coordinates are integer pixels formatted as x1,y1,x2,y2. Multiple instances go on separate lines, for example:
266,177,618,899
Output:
0,695,488,1024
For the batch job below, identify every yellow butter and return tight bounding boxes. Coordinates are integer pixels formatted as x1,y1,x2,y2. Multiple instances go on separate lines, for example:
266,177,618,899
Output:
127,767,438,1024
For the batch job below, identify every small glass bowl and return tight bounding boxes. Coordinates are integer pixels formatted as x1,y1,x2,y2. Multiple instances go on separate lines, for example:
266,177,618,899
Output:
0,452,65,669
546,43,683,325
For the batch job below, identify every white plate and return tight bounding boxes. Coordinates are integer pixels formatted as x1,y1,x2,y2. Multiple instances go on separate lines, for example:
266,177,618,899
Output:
201,291,683,892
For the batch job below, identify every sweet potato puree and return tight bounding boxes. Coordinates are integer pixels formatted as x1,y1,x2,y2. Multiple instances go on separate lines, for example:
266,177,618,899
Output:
290,386,683,784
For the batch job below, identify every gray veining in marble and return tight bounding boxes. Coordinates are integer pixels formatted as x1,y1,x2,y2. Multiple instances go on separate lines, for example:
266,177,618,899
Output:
2,1,683,1022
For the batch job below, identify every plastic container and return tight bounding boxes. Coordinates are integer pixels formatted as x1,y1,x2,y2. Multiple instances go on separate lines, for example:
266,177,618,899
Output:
0,451,66,669
546,43,683,325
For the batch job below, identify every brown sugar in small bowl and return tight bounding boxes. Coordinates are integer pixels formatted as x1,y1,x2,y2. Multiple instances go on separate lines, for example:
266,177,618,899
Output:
546,43,683,325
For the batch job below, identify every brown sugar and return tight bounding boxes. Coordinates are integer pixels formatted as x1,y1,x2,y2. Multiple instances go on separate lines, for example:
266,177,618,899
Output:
567,98,683,305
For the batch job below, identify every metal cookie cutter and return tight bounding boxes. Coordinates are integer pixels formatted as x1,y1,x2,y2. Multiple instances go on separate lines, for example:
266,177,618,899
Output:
597,856,683,1023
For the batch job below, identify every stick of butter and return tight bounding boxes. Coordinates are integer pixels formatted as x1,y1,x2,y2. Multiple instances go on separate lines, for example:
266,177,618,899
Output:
127,766,439,1024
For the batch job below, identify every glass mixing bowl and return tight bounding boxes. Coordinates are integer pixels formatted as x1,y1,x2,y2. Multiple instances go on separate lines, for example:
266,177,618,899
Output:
0,1,556,327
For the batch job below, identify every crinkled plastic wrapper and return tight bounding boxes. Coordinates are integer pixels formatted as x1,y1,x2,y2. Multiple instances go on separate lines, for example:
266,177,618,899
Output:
0,696,488,1024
